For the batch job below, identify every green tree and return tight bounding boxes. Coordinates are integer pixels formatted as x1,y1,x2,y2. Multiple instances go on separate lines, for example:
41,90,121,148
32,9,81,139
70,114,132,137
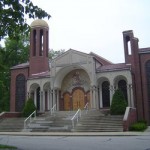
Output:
0,0,51,40
0,0,50,112
49,49,65,59
22,98,36,117
0,33,30,112
110,89,127,115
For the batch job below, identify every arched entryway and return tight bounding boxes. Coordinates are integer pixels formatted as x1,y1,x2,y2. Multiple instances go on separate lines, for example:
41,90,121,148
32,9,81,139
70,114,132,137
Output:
60,69,91,111
102,81,110,107
29,83,40,111
118,79,127,102
36,87,40,111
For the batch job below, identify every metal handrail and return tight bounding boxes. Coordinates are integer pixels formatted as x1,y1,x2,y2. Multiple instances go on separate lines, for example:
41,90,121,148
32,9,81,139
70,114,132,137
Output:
24,110,36,129
71,109,81,128
50,104,56,115
84,102,89,114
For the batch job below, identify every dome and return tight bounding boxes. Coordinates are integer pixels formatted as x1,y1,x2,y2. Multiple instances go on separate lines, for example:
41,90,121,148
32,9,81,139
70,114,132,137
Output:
30,19,49,28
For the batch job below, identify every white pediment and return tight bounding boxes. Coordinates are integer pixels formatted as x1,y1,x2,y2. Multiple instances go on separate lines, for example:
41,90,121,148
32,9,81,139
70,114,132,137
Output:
51,49,92,67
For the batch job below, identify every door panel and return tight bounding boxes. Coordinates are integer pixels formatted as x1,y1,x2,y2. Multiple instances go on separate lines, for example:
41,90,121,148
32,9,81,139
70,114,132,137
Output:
86,91,91,108
72,89,85,110
64,93,70,111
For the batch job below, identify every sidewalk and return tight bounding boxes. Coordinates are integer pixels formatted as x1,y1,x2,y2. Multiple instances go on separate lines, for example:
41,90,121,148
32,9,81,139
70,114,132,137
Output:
0,128,150,136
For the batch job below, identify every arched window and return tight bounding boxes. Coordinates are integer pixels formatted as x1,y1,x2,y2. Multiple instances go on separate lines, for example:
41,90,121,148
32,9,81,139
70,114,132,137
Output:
15,74,26,112
36,87,40,111
46,31,48,57
102,81,110,107
126,36,132,55
40,29,44,56
33,29,36,56
118,80,127,102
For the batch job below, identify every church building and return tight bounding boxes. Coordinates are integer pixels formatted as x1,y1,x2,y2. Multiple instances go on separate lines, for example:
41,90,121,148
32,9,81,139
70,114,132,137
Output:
10,19,150,125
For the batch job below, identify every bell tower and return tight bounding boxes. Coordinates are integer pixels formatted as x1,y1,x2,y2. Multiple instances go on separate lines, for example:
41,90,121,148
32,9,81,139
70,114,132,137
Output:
29,19,49,76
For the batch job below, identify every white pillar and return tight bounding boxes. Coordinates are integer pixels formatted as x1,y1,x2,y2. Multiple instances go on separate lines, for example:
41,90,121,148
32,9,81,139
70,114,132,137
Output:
47,90,50,110
43,91,45,112
95,87,99,109
110,85,115,105
130,84,134,107
52,89,56,106
99,85,103,108
40,91,43,112
127,84,131,106
56,89,59,111
34,90,37,108
92,86,96,109
90,88,93,108
49,89,52,109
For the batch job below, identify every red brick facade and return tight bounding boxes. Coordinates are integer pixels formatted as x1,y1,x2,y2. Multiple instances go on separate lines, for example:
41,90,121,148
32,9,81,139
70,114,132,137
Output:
10,67,29,112
123,30,150,124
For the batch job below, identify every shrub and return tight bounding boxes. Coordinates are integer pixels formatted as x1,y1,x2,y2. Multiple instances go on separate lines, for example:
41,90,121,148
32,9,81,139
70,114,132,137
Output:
129,121,147,131
22,98,36,117
110,89,127,115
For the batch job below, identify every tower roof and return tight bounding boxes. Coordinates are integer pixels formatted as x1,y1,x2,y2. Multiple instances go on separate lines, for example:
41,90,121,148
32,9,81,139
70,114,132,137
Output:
30,19,49,28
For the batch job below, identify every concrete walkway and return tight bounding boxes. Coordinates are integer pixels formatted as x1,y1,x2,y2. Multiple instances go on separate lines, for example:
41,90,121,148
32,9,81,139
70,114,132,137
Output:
0,127,150,136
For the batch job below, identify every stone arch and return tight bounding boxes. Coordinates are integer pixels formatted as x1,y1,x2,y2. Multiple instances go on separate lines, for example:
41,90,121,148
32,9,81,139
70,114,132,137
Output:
61,68,90,111
53,65,91,89
97,77,110,108
114,75,128,102
29,83,40,111
15,74,26,112
43,82,50,111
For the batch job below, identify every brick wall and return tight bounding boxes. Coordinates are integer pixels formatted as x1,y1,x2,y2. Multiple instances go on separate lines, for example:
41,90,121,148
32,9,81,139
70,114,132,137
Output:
10,67,29,112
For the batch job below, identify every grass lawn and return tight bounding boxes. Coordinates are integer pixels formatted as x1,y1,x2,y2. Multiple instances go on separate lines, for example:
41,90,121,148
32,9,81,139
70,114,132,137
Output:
0,144,17,149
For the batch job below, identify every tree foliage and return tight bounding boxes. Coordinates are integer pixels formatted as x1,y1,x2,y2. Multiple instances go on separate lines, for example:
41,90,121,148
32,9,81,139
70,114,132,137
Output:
49,49,65,59
0,32,30,112
110,89,127,115
0,0,51,40
22,98,36,117
0,0,50,112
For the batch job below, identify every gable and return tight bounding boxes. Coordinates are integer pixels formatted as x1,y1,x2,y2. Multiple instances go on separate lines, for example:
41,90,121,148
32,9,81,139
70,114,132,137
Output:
51,49,92,67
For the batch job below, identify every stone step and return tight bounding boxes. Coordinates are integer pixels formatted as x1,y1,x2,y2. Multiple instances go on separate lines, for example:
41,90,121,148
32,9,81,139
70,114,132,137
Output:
73,110,123,132
27,111,75,132
0,118,25,132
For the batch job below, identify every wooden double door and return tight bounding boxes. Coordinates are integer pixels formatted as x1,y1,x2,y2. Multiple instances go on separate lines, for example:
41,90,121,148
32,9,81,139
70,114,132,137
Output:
64,89,90,110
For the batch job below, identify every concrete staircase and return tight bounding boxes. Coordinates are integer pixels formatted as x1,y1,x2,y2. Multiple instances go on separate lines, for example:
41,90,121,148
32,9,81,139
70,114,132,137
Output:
0,117,25,132
26,111,76,132
73,110,123,132
0,110,123,132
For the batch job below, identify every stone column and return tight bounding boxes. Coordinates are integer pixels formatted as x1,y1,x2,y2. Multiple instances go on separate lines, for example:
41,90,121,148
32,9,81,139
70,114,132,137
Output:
52,89,56,107
56,89,59,111
34,90,37,108
110,85,115,105
49,89,53,109
90,87,93,108
128,84,134,107
92,85,96,109
47,90,50,110
99,85,103,108
40,91,43,112
95,86,99,109
43,90,45,112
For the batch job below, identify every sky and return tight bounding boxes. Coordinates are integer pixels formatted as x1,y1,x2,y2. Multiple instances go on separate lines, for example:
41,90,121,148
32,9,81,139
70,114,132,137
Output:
5,0,150,63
